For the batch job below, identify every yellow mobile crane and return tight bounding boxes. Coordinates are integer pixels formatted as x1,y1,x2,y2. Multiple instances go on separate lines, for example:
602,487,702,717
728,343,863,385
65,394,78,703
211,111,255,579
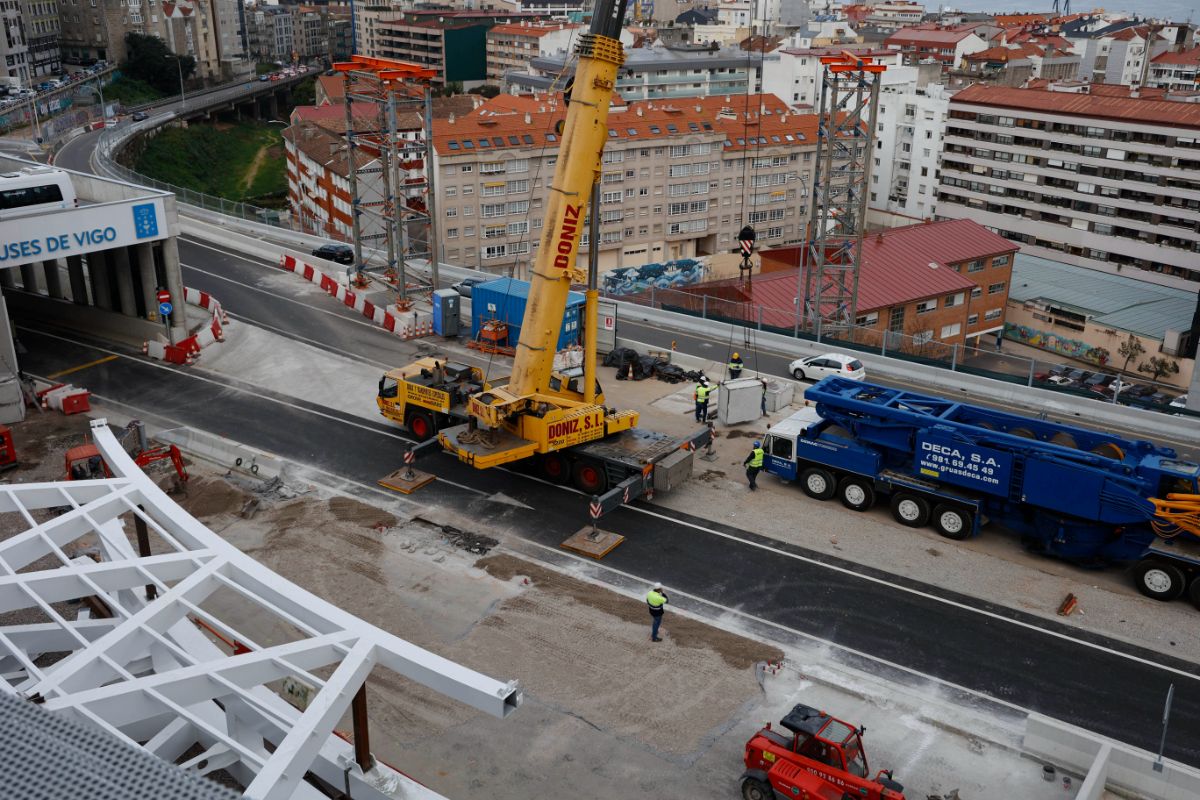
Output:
381,0,708,510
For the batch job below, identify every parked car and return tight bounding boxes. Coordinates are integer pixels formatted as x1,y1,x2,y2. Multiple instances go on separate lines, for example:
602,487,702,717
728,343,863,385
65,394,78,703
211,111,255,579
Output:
259,75,270,82
1169,394,1190,410
451,277,486,297
1043,375,1074,387
311,243,354,265
1065,368,1092,383
788,353,866,382
1145,391,1174,406
131,111,148,122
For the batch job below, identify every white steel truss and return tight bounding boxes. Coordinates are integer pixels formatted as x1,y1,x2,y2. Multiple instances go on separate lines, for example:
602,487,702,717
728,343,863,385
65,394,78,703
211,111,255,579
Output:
0,419,521,799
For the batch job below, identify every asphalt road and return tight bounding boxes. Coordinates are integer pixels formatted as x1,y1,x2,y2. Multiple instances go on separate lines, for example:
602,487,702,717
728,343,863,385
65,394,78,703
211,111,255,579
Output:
15,317,1200,769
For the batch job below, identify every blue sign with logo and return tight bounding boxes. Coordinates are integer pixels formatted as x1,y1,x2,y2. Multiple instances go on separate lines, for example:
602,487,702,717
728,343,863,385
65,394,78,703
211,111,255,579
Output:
133,203,159,239
159,301,173,317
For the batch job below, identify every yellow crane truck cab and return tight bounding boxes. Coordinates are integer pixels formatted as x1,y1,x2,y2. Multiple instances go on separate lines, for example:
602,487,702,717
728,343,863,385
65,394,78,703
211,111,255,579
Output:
377,358,501,441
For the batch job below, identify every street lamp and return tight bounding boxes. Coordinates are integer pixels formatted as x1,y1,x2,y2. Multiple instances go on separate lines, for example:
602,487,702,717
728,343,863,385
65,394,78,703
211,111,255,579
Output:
164,55,186,110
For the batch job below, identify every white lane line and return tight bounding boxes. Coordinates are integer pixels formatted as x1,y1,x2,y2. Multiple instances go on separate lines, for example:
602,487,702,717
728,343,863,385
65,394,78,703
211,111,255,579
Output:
20,326,489,498
510,536,1034,715
25,328,1197,681
180,262,383,332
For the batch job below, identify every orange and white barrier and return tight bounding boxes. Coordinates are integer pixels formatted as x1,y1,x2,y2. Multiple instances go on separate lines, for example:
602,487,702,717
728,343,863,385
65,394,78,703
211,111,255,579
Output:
278,254,433,340
142,286,227,365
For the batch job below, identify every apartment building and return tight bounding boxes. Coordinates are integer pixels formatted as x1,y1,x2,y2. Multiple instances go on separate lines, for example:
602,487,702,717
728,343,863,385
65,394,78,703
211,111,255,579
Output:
959,42,1079,86
511,45,764,101
863,2,925,33
884,25,988,68
1149,47,1200,92
249,6,294,62
293,6,327,58
354,8,548,84
20,0,60,77
1077,25,1170,87
486,22,580,85
0,0,29,86
937,83,1200,289
430,93,819,275
870,74,950,221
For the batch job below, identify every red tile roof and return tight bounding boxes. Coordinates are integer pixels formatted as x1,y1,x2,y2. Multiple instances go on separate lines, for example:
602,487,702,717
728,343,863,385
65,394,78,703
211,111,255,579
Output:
487,22,579,38
885,26,981,45
316,74,344,104
965,43,1044,63
995,13,1051,26
952,83,1200,129
696,219,1013,317
431,93,821,154
1153,47,1200,66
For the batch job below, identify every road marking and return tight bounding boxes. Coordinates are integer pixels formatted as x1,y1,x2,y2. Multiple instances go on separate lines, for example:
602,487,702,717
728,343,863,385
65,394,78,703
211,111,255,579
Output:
511,536,1036,714
46,354,118,379
22,326,1198,683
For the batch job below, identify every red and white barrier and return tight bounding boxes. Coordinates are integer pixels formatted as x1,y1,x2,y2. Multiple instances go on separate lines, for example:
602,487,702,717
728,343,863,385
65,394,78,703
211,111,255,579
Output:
37,383,91,415
142,286,227,365
278,254,433,340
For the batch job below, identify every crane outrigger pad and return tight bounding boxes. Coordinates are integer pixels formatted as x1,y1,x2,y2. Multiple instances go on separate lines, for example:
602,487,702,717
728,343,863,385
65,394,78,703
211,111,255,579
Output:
561,527,624,559
439,424,540,469
378,467,435,494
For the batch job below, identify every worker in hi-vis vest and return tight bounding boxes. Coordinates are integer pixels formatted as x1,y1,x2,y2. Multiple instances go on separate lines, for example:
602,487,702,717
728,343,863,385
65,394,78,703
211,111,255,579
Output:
646,581,668,642
694,376,713,422
744,440,765,491
729,352,744,379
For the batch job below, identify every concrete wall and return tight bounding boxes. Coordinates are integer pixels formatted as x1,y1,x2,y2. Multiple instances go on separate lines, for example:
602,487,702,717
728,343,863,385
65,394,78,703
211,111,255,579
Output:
4,289,162,345
1024,713,1200,800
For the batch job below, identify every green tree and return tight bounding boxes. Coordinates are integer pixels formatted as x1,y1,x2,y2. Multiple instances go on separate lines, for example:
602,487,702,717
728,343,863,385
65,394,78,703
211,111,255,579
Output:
440,81,463,97
290,76,316,106
468,84,501,98
1117,333,1145,374
1138,356,1180,383
122,33,196,95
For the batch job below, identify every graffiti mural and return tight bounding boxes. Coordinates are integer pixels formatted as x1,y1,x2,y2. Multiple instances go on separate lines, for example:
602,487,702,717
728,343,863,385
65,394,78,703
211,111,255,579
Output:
1004,322,1107,364
601,258,705,296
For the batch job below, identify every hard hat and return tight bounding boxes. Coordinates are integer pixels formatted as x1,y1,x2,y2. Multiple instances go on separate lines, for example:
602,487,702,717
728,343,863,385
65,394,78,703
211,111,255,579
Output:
733,352,740,359
652,581,662,589
699,375,709,384
754,440,761,447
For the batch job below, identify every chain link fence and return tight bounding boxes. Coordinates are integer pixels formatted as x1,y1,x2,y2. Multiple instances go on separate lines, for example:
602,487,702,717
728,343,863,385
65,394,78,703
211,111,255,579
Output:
610,284,1194,417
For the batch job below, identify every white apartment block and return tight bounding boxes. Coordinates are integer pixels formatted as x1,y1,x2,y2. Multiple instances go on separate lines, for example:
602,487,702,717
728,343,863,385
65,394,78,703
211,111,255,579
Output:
0,0,30,86
1149,48,1200,92
870,73,950,220
938,84,1200,289
761,46,901,108
431,94,821,275
1077,27,1170,87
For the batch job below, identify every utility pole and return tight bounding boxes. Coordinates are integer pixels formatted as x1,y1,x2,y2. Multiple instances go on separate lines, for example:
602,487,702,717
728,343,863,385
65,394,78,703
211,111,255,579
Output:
424,85,441,290
341,71,365,283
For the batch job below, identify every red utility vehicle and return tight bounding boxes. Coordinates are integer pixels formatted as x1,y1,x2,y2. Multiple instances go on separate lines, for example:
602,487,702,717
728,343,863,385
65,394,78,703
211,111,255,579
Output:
65,443,188,483
741,704,905,800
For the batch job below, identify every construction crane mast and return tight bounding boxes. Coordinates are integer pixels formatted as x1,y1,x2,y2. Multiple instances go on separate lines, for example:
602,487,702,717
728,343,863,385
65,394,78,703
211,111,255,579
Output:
801,52,885,339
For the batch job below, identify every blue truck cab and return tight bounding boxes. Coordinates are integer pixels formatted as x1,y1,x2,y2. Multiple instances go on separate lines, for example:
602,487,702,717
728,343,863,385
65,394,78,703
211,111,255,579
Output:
763,377,1200,607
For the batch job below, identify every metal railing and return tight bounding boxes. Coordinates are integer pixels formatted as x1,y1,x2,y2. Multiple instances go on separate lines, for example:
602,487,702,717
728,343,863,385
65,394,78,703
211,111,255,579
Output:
610,284,1195,416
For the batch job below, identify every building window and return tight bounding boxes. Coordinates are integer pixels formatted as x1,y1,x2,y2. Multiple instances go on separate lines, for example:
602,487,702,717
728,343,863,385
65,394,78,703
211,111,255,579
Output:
944,292,963,308
991,255,1010,266
445,208,457,218
916,299,937,314
988,282,1006,295
856,311,879,326
940,323,961,339
966,260,982,272
984,308,1003,321
446,228,458,238
967,313,979,325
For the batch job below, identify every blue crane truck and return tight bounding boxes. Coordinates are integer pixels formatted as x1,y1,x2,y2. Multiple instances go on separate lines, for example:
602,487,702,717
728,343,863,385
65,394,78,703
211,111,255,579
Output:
762,377,1200,607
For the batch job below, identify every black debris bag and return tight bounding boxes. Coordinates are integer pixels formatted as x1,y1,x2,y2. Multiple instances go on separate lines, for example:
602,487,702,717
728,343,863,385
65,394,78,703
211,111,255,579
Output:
603,347,639,368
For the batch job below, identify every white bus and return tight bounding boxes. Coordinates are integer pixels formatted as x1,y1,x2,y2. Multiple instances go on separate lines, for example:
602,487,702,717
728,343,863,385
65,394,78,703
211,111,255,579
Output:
0,167,78,220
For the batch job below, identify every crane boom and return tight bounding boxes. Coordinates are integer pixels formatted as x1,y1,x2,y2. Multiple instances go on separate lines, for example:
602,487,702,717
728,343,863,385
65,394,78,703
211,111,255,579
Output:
508,1,627,398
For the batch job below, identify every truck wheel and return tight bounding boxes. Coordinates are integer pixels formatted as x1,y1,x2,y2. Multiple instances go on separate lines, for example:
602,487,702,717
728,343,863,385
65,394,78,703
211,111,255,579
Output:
932,504,971,540
1133,560,1186,601
741,778,772,800
539,452,569,485
800,467,836,500
838,476,874,511
407,410,435,441
890,493,930,527
1188,577,1200,611
572,460,608,494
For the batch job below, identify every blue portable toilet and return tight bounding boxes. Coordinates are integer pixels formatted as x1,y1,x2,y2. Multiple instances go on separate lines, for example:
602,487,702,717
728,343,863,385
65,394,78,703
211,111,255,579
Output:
470,278,585,349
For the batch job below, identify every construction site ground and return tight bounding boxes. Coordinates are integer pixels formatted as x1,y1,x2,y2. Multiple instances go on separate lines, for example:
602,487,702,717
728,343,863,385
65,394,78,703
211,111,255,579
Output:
3,408,1091,799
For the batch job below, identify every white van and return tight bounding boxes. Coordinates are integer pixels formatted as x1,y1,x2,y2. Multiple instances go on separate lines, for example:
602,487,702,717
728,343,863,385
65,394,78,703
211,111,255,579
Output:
0,167,78,219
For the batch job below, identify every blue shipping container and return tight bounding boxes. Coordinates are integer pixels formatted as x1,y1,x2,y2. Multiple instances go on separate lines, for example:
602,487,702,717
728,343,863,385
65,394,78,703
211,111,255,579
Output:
470,277,585,350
